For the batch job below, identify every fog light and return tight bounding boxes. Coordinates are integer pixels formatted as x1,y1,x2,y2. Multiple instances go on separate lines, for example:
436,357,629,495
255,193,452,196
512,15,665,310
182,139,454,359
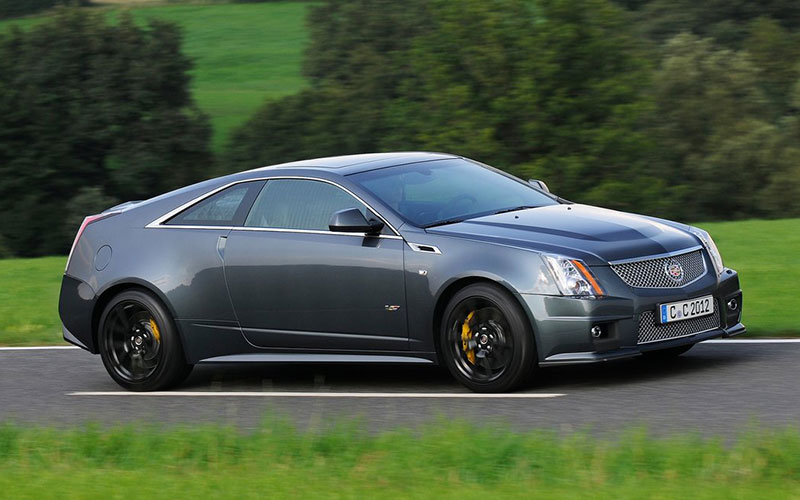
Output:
591,325,603,338
727,298,738,311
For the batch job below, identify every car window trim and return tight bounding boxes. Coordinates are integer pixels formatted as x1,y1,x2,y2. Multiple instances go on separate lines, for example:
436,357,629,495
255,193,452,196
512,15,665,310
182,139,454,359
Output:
162,180,265,227
242,178,386,234
146,176,402,239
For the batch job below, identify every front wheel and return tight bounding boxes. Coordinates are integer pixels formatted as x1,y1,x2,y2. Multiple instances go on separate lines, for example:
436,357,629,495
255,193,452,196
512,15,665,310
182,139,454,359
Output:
98,289,192,391
441,284,536,392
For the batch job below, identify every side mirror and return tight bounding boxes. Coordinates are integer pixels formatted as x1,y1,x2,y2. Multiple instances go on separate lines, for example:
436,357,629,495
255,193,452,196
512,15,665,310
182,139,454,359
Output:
329,208,384,235
528,179,549,193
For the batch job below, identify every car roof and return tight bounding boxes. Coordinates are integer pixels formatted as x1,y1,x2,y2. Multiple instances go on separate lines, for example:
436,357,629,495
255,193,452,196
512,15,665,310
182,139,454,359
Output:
248,152,459,175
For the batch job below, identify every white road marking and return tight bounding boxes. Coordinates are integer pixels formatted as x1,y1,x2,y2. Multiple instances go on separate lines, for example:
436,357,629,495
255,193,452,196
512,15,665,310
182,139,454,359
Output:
69,391,566,399
703,339,800,344
0,346,79,350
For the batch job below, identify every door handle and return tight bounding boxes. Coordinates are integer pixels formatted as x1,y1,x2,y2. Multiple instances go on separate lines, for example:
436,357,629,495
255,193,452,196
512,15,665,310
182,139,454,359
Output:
217,235,227,260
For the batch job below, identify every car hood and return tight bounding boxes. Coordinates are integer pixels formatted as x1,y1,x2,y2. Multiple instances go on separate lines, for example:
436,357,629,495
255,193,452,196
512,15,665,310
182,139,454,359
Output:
425,204,700,266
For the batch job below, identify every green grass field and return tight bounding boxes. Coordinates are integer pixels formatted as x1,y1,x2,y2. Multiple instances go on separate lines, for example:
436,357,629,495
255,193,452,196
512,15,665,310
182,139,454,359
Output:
0,420,798,498
0,2,311,150
0,218,797,346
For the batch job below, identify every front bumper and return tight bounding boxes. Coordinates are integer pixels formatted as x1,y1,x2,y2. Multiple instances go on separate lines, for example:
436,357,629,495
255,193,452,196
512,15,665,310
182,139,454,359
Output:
521,266,744,366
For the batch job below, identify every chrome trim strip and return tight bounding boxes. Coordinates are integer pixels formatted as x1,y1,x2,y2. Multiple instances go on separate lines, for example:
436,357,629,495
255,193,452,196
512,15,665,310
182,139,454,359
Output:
145,175,402,237
150,224,235,230
151,224,402,240
607,245,703,265
233,226,402,239
407,242,442,254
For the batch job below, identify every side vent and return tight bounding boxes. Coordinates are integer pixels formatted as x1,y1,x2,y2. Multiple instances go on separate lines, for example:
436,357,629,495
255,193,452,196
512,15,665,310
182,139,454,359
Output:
407,242,442,255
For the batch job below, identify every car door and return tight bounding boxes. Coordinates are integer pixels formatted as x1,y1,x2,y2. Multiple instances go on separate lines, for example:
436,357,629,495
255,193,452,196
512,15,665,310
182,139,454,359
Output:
222,177,408,351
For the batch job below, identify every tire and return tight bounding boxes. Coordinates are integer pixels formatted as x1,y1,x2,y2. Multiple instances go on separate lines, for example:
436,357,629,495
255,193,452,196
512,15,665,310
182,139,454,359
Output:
641,343,694,360
440,283,537,392
98,289,193,391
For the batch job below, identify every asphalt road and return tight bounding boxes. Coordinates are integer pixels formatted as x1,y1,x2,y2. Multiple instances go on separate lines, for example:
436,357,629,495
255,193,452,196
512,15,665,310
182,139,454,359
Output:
1,340,798,437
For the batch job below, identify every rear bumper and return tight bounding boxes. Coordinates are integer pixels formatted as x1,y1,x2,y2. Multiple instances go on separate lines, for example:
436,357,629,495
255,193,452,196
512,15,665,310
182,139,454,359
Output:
521,267,745,366
58,274,98,353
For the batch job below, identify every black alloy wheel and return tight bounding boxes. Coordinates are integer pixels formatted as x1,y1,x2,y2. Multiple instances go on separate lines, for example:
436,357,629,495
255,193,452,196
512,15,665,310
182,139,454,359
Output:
99,289,192,391
441,283,536,392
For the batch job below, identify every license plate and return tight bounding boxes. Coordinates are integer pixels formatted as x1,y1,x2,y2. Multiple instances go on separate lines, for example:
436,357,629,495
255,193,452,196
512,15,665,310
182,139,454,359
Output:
659,295,714,324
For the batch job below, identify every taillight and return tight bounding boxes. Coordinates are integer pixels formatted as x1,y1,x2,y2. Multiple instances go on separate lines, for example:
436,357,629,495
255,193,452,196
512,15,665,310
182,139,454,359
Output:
65,212,120,271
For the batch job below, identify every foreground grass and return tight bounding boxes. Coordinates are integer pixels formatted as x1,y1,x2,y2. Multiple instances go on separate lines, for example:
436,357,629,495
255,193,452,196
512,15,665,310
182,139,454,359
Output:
0,219,797,345
0,421,798,498
0,2,311,150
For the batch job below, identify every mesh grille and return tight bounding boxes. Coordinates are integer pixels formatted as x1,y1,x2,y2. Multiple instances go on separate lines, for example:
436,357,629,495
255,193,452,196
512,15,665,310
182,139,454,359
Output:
611,250,706,288
638,300,720,344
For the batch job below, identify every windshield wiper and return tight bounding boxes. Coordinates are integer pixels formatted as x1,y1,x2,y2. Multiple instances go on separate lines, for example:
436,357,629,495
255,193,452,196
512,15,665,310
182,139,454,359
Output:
425,206,541,228
423,218,468,228
492,205,539,215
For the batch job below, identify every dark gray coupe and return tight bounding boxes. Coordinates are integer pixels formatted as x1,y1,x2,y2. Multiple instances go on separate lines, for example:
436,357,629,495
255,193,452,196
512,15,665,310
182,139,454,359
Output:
59,152,745,392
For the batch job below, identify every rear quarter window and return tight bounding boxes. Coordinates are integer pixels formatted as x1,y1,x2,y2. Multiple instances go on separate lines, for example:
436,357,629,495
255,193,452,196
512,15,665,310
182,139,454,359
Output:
165,181,264,227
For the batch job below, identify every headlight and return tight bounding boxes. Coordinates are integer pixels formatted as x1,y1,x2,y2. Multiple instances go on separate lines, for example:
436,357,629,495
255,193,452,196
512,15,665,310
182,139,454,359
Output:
688,226,724,275
542,254,605,297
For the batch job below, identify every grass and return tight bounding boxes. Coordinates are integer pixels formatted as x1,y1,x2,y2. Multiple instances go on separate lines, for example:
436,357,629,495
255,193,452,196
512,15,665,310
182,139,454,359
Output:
0,256,65,346
695,218,800,337
0,420,798,498
0,218,798,346
0,2,312,150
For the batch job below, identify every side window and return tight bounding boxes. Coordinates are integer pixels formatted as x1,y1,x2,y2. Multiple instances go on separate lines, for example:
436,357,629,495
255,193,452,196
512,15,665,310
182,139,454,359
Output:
244,179,373,231
166,181,263,226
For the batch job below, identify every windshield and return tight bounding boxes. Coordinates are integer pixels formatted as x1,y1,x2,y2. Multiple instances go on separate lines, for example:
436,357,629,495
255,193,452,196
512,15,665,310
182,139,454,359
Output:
348,158,558,227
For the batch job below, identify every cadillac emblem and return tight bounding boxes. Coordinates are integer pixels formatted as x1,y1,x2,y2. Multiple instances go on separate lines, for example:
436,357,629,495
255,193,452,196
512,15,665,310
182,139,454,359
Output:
664,259,684,282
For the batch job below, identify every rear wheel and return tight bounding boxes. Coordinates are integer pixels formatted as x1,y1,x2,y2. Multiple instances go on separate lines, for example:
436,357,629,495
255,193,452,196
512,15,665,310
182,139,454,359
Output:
99,290,192,391
441,284,536,392
641,343,694,359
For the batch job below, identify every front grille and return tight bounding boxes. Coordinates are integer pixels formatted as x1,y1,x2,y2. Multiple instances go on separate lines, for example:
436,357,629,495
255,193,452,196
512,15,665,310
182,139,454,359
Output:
611,250,706,288
637,300,721,344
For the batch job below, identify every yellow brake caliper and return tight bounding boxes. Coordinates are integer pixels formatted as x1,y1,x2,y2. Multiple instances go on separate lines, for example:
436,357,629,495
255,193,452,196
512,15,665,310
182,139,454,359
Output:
149,319,161,343
461,311,476,365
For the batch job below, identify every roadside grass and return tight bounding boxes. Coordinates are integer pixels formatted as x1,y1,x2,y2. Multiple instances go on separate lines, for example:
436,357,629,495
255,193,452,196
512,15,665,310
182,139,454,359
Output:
0,2,311,150
0,420,798,498
696,218,800,337
0,218,797,346
0,256,65,346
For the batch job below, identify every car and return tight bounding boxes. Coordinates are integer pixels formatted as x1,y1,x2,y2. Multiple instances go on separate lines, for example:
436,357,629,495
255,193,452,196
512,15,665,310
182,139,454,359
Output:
59,152,745,392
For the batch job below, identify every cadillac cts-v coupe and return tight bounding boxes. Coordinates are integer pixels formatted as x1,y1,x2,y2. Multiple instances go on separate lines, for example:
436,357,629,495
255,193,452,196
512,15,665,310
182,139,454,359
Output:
59,152,745,392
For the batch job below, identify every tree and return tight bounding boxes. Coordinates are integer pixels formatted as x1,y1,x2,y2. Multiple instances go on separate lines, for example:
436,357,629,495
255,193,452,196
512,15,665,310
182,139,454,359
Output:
225,0,430,173
629,0,800,47
0,9,213,256
228,0,655,217
744,17,800,115
646,34,775,219
385,0,655,213
0,0,87,20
